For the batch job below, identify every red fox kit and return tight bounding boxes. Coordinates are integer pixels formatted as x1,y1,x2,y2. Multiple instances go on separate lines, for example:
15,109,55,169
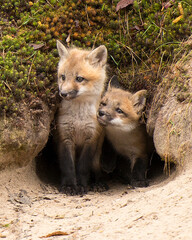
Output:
97,76,153,187
56,40,107,195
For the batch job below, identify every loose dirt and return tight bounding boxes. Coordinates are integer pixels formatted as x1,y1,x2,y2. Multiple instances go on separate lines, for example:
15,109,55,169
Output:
0,160,192,240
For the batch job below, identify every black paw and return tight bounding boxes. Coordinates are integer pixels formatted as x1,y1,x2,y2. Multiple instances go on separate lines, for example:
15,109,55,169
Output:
131,179,149,188
76,185,88,196
59,185,77,196
90,182,109,192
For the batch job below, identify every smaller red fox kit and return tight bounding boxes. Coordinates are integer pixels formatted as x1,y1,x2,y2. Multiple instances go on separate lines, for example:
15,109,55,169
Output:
97,76,153,187
56,41,107,195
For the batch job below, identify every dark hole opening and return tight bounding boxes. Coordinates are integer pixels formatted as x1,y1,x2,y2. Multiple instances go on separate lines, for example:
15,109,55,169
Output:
36,135,61,187
35,135,176,190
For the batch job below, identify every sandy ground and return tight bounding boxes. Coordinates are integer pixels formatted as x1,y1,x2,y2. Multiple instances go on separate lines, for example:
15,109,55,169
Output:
0,160,192,240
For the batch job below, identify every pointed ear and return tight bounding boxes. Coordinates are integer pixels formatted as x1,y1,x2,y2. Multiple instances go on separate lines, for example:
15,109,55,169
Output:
87,45,107,66
107,75,120,91
108,75,121,90
132,90,147,114
57,40,69,58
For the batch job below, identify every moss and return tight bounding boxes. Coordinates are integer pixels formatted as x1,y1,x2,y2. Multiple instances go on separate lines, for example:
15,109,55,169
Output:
0,0,192,116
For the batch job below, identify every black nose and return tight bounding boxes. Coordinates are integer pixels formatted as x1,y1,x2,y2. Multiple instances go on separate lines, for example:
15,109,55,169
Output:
98,110,105,117
60,92,67,97
60,90,78,99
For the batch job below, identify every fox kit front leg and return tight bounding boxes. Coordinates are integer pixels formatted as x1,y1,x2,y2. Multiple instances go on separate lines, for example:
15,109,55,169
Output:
130,156,149,188
76,143,96,194
58,141,77,195
59,142,96,195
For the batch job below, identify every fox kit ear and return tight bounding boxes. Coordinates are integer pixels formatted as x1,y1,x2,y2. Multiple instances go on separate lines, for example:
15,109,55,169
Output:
108,75,121,90
57,40,69,58
88,45,107,66
132,90,147,114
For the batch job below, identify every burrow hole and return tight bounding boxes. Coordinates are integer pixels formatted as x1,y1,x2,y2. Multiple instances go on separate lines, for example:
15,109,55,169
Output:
35,134,176,190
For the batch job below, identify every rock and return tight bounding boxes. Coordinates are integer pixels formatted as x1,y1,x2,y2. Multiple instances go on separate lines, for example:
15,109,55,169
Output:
147,39,192,168
0,98,55,169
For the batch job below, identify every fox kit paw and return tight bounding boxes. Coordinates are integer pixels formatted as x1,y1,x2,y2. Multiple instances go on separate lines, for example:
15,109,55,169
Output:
59,185,77,196
90,182,109,192
59,184,88,196
131,179,149,188
76,185,88,196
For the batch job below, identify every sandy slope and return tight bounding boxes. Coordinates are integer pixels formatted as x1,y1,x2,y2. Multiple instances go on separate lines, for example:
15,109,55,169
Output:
0,160,192,240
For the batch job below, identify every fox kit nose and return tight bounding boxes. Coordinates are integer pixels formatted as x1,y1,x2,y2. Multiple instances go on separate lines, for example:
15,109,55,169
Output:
98,110,111,118
60,90,78,99
60,92,67,98
98,110,112,121
97,110,112,126
98,110,105,117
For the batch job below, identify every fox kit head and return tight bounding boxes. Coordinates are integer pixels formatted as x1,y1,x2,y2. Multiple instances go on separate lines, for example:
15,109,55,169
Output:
97,76,147,131
56,40,107,100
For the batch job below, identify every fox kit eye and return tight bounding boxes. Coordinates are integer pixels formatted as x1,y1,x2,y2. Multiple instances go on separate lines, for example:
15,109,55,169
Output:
76,76,85,82
61,74,65,81
100,101,106,106
116,107,124,114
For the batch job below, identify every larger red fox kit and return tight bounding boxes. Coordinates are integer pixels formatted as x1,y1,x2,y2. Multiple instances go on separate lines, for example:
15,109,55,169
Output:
56,40,107,195
97,76,153,187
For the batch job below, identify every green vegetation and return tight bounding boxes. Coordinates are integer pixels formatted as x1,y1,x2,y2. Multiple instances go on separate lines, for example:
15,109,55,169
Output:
0,0,191,116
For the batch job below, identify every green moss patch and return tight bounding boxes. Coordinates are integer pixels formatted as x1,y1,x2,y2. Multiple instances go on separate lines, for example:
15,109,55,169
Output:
0,0,192,116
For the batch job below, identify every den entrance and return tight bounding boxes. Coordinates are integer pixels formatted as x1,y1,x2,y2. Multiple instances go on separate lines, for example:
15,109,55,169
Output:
35,135,176,192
